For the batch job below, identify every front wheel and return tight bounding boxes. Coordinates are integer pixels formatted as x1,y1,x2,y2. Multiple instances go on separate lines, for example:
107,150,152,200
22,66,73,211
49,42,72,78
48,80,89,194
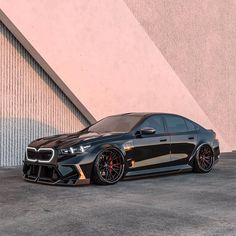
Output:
193,145,214,173
93,148,125,185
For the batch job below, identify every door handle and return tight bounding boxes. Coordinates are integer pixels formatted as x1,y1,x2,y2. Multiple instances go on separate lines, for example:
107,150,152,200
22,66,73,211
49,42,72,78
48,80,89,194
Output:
188,137,194,140
160,139,167,142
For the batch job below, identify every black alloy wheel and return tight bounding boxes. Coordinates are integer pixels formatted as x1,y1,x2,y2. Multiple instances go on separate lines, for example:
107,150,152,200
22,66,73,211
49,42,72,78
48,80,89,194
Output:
93,148,124,185
194,145,214,173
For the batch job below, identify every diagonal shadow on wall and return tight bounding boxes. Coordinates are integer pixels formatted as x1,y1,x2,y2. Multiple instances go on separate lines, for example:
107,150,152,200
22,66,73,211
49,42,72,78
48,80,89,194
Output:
123,0,236,150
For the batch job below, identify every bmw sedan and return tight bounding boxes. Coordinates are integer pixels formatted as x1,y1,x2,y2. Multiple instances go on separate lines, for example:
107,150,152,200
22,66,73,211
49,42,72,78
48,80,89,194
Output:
23,113,220,185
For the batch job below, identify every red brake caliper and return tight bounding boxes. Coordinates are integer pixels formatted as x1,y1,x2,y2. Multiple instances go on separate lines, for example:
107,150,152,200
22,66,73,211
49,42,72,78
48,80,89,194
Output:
109,155,113,174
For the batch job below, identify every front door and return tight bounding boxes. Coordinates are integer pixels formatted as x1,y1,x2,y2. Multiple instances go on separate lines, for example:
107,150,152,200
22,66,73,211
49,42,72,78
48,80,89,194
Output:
128,115,171,171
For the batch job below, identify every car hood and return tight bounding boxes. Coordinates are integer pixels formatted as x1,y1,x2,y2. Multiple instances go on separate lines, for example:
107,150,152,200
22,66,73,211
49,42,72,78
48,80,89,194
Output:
28,130,125,149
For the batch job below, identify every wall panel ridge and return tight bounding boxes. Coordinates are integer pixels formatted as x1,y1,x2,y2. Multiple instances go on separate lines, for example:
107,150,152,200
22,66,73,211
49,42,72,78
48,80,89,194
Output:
0,21,89,166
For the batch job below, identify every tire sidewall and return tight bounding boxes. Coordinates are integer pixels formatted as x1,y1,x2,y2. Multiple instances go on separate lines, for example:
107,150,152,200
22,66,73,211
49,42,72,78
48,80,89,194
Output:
94,148,125,184
196,145,214,173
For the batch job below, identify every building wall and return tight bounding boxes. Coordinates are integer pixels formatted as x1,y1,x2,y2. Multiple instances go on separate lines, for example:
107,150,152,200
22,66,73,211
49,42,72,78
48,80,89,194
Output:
0,21,89,166
0,1,234,151
124,0,236,151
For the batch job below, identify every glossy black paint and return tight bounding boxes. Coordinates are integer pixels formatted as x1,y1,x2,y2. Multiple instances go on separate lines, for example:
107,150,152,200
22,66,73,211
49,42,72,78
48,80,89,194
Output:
23,113,220,185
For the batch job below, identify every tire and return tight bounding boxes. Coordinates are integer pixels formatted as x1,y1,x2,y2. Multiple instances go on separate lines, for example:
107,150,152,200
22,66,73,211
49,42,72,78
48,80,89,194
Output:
193,144,214,173
93,148,125,185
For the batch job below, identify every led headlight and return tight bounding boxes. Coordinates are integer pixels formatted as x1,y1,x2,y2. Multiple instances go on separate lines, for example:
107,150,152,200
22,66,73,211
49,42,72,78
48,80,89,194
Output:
60,145,91,155
70,145,91,154
60,148,71,155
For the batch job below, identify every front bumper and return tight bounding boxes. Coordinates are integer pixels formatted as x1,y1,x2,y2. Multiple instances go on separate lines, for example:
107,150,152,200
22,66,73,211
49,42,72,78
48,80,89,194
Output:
23,162,90,186
213,139,220,163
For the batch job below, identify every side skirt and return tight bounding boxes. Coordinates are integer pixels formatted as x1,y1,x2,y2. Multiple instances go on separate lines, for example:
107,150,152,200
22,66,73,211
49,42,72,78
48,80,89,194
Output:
124,164,192,179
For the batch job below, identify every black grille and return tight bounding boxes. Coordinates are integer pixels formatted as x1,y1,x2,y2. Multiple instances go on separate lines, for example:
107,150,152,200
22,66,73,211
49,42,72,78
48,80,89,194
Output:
39,166,59,181
23,163,81,185
39,150,53,161
27,148,54,161
29,165,39,178
27,149,37,160
23,164,60,183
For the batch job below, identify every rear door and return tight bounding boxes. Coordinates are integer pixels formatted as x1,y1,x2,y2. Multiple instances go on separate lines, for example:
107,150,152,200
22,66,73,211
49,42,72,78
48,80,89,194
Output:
163,115,197,164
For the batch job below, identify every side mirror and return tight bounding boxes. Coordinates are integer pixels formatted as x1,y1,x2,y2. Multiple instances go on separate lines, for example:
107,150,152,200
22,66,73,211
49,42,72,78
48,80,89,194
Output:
135,127,156,137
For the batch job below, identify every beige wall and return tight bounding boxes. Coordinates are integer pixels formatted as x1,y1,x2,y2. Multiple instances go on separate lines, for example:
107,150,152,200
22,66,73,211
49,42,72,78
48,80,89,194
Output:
124,0,236,151
0,21,89,166
0,0,235,151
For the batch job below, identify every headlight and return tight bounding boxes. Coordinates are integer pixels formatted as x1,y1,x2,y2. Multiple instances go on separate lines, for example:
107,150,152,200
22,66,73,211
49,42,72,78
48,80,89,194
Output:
70,145,91,153
60,145,91,155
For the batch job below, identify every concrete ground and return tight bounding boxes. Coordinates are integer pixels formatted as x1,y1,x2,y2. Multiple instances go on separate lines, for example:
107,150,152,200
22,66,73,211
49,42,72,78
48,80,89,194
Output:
0,153,235,236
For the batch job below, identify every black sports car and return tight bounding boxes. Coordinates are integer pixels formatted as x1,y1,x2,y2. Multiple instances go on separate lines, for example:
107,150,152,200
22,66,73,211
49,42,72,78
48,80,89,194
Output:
23,113,220,185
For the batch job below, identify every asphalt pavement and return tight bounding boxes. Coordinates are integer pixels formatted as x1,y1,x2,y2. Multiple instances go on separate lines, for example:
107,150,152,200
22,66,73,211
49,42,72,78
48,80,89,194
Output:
0,153,235,236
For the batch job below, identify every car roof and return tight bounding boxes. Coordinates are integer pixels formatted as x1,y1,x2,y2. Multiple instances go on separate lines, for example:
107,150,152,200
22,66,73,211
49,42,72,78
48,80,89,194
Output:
114,112,202,129
116,112,183,118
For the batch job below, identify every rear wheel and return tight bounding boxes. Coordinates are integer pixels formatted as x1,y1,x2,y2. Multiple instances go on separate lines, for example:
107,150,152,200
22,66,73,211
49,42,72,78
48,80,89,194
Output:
93,148,125,185
193,145,214,173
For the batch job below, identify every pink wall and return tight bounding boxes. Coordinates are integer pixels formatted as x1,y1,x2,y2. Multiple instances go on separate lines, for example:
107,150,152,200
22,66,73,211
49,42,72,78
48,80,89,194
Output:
0,0,233,151
125,0,236,152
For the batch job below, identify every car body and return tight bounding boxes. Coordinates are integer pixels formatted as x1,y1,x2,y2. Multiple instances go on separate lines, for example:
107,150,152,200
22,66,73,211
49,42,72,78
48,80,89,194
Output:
23,113,220,185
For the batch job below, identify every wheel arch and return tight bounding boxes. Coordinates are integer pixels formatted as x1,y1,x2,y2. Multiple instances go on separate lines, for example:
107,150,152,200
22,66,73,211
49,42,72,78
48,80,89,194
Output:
188,142,214,166
89,144,126,182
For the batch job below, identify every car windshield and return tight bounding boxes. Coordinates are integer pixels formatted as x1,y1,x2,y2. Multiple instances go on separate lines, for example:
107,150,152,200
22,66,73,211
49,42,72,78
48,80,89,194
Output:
88,115,142,133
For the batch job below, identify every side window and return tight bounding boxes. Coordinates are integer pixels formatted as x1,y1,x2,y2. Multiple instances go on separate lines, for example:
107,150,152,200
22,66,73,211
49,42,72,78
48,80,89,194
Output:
185,119,196,131
139,116,165,134
165,116,188,133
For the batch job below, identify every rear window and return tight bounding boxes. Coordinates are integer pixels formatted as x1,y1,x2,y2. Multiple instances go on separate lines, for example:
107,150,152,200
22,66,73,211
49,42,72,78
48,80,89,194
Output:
185,119,196,131
165,116,188,133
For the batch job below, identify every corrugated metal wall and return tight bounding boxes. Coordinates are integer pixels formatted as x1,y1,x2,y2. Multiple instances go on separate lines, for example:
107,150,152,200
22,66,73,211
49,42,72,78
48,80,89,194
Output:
0,21,90,166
